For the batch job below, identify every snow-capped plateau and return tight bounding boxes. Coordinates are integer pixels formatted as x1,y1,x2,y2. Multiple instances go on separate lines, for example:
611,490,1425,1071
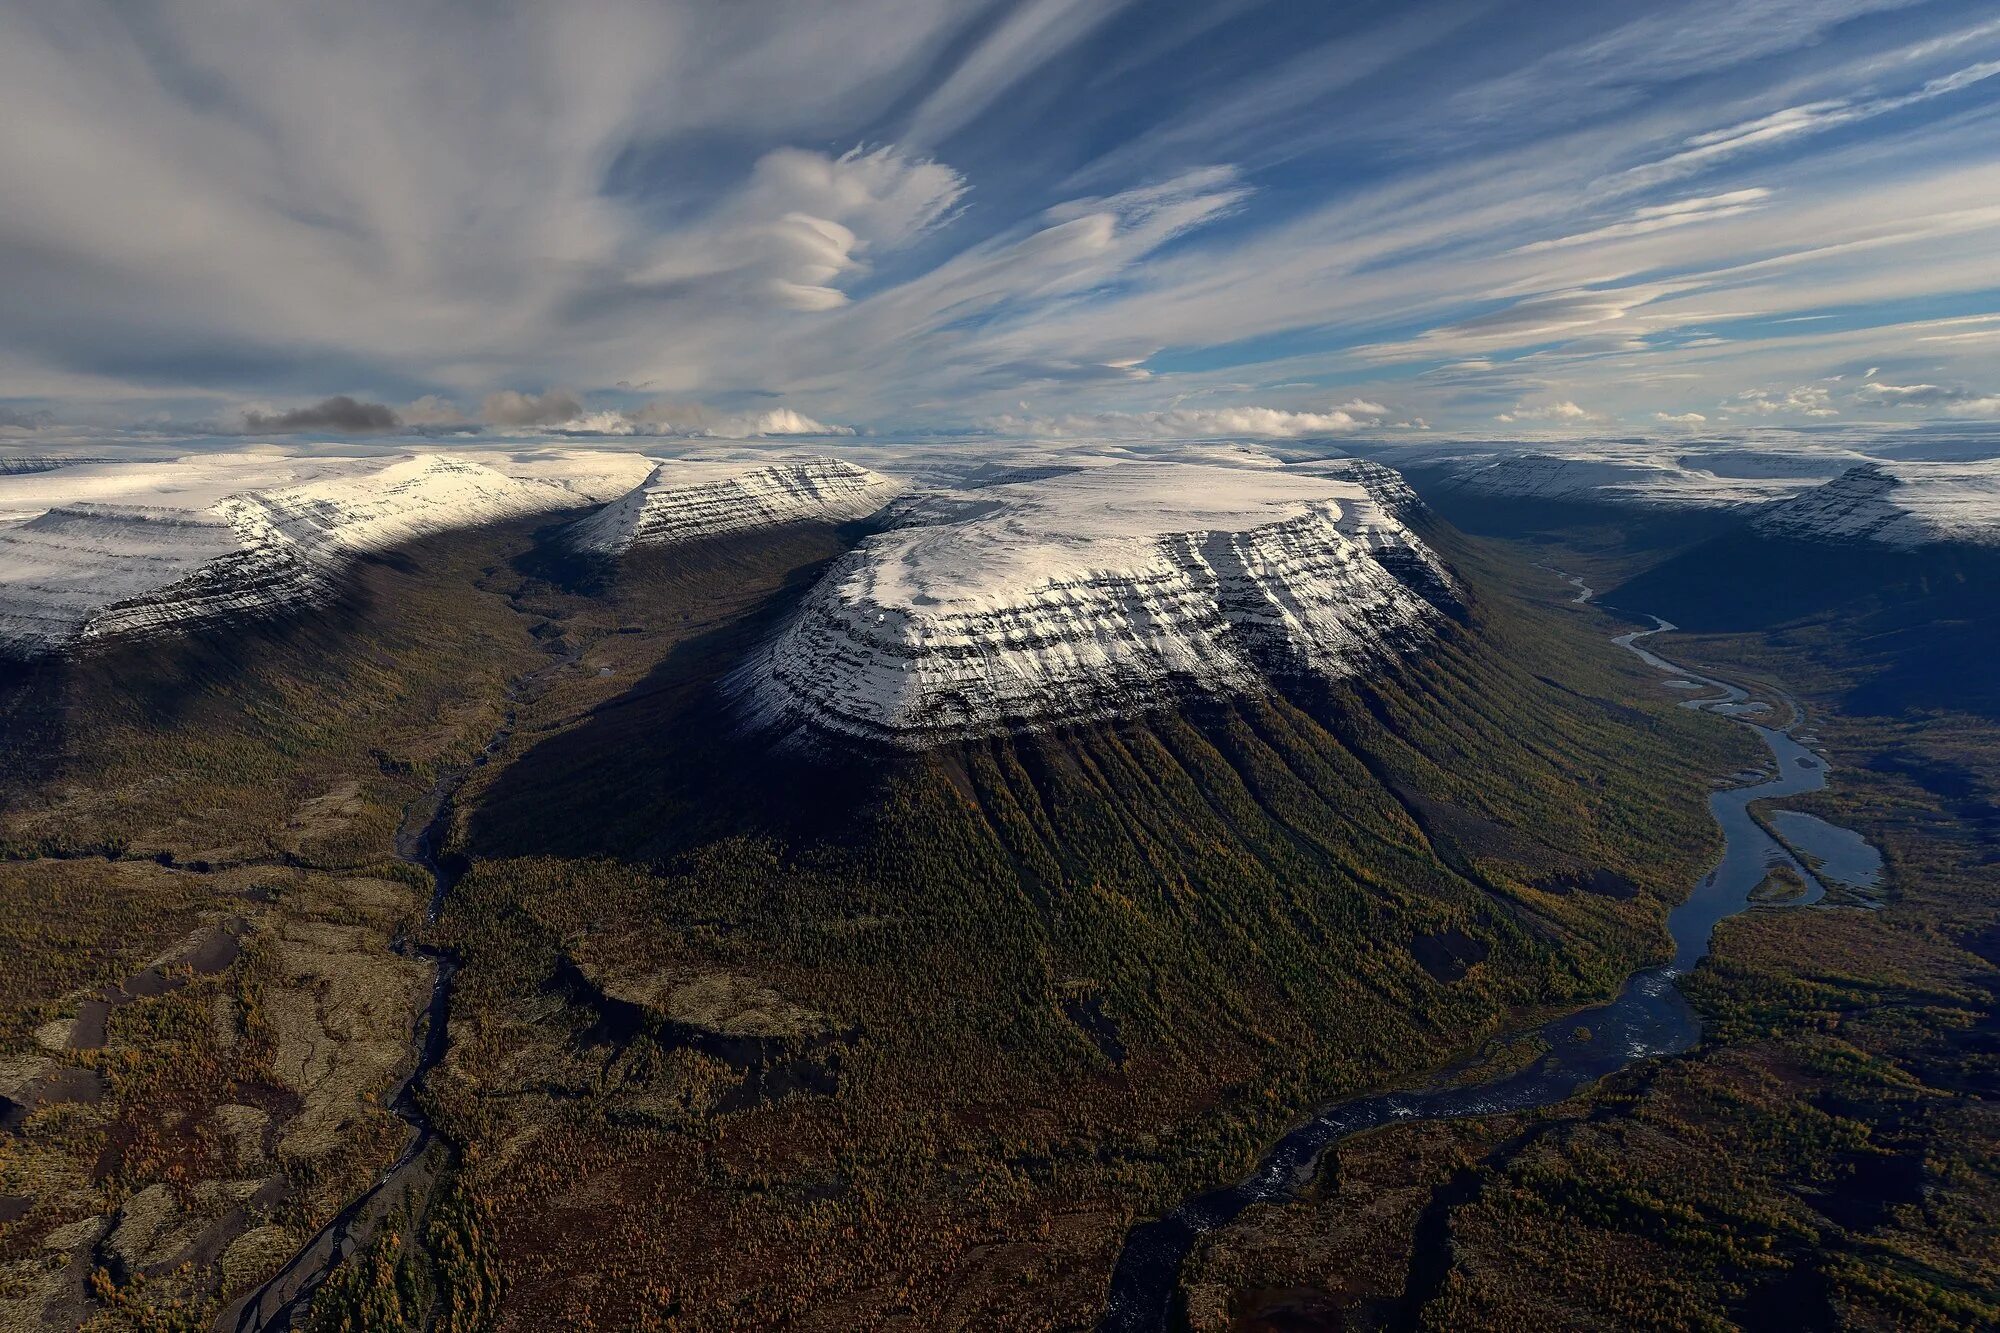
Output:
1751,460,2000,548
0,452,594,656
1412,453,1790,509
564,455,900,556
1399,444,1866,511
739,461,1455,750
0,455,169,479
485,448,657,504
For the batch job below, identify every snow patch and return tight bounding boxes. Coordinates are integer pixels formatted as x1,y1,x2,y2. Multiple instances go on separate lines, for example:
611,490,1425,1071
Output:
1752,459,2000,547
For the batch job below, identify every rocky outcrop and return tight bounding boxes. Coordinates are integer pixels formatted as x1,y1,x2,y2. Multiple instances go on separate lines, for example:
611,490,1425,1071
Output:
739,462,1451,750
564,455,898,556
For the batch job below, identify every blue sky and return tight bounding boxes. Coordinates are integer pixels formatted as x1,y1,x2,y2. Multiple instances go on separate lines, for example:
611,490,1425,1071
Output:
2,0,1998,442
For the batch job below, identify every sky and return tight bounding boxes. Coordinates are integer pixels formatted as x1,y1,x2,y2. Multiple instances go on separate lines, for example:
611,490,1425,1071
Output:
2,0,1998,445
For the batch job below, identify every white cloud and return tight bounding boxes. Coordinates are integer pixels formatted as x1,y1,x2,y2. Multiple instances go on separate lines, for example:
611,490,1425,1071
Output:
905,0,1140,145
985,403,1386,439
1854,380,2000,417
1609,58,2000,193
736,407,854,436
1854,380,1977,407
1655,410,1708,424
543,403,851,438
630,145,967,313
1517,189,1772,252
1723,384,1838,416
1498,399,1599,423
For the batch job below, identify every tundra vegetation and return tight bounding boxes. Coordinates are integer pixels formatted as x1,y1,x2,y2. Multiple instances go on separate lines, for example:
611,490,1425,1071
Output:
12,506,1971,1331
1173,548,2000,1332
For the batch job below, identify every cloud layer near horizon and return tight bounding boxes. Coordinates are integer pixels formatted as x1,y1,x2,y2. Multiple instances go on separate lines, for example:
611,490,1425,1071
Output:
2,0,1998,441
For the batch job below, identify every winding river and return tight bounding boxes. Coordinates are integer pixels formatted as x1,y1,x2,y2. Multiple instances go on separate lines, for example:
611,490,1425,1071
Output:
1098,592,1869,1332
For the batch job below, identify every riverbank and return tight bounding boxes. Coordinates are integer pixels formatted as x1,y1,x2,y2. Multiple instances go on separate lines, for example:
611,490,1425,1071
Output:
1098,586,1877,1332
1151,561,2000,1331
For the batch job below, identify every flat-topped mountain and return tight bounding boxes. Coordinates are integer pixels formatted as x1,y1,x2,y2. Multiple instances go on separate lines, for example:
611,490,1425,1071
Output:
1403,446,1851,512
0,453,599,657
563,455,899,557
1750,459,2000,548
1606,457,2000,717
739,461,1455,749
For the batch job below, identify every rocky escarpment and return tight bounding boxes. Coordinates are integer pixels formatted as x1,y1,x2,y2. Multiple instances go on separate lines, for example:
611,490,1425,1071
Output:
0,454,583,657
1303,458,1426,521
1750,460,2000,548
738,462,1454,750
0,455,165,477
1301,459,1461,614
564,456,898,556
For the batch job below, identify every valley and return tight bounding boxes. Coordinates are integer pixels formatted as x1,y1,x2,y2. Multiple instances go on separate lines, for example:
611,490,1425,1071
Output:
0,444,1991,1331
0,450,1754,1330
10,8,2000,1329
1146,457,2000,1332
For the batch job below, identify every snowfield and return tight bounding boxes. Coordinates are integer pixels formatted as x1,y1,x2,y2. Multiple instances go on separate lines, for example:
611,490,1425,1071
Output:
738,461,1458,749
564,455,899,556
1751,460,2000,548
0,452,637,656
1402,446,1862,510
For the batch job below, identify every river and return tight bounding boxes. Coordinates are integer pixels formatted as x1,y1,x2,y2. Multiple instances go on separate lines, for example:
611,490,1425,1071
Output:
217,638,577,1333
1098,600,1870,1332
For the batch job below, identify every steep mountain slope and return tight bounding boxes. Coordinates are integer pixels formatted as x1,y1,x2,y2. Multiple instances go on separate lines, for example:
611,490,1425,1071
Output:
447,512,1747,1330
1608,460,2000,717
1749,458,2000,547
0,443,1764,1331
0,454,593,656
1388,443,1867,566
740,462,1455,749
562,455,899,557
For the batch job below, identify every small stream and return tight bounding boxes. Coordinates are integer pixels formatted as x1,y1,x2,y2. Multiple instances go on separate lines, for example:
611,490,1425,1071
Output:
219,640,576,1333
1098,597,1875,1331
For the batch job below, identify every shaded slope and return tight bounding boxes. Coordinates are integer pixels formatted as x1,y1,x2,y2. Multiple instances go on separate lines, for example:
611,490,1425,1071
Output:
434,526,1754,1330
1606,531,2000,718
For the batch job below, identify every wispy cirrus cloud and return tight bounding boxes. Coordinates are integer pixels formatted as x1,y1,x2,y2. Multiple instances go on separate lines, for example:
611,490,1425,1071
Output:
2,0,1998,441
1517,189,1773,252
1607,56,2000,194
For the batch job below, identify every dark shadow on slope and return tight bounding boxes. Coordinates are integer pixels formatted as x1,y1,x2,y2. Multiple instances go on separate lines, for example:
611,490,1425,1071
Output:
0,536,479,817
465,527,886,865
1606,533,2000,718
1402,484,1750,564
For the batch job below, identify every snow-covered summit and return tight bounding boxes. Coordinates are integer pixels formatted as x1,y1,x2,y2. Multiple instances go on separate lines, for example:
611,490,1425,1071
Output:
564,455,899,556
1409,449,1820,510
739,461,1453,750
0,452,595,656
1751,460,2000,548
